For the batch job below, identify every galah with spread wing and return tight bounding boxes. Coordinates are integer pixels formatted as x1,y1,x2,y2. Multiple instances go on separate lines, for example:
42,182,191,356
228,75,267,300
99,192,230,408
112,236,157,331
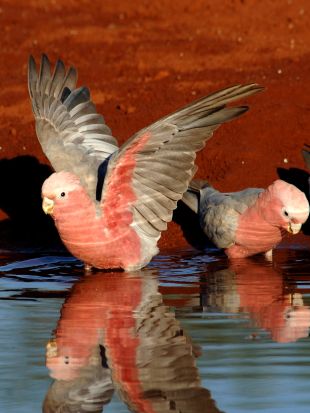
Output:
28,54,262,270
181,179,309,258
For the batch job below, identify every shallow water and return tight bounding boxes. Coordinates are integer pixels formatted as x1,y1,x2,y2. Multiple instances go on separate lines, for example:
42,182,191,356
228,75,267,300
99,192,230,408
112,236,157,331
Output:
0,245,309,413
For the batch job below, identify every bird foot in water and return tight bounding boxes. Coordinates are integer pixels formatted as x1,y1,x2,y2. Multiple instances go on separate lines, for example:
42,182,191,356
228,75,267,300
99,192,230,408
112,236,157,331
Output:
84,263,93,272
264,249,273,261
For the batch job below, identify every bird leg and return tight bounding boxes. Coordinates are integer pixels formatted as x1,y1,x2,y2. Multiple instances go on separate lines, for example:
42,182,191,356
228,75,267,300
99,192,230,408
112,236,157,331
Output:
264,249,273,261
84,263,93,273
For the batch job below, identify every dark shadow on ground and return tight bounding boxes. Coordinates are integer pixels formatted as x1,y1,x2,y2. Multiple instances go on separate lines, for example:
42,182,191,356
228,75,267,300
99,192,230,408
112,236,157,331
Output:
0,155,63,249
277,167,310,235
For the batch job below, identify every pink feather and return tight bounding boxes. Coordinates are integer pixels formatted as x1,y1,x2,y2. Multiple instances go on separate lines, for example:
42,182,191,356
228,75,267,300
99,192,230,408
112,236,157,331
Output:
42,171,142,270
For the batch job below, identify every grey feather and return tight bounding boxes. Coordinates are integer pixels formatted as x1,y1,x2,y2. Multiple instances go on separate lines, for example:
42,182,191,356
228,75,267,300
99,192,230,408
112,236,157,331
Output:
188,179,210,192
63,86,90,111
28,55,119,202
181,179,211,213
43,345,114,413
134,203,168,232
132,209,161,237
133,174,184,201
103,84,263,248
181,191,199,213
134,168,189,193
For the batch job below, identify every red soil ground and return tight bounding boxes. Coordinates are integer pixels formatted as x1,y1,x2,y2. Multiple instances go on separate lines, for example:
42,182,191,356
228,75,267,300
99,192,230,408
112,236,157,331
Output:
0,0,309,250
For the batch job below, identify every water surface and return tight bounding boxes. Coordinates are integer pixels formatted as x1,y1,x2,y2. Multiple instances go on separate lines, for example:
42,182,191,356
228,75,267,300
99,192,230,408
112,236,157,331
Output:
0,246,309,412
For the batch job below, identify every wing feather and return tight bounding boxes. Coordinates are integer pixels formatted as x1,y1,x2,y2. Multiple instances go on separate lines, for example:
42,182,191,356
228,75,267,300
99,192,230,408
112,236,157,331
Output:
28,54,119,201
133,174,183,201
101,84,263,248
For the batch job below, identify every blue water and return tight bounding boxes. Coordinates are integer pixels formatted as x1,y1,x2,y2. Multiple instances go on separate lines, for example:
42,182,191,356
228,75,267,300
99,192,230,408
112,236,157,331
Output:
0,246,309,413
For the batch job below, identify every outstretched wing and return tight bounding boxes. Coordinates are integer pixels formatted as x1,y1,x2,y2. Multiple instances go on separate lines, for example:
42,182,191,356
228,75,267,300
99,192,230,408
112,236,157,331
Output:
200,186,263,248
100,84,263,252
28,54,119,201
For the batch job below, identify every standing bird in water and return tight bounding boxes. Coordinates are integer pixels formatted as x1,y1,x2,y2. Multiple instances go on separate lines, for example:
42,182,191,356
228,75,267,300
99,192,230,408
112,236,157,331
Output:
28,54,262,270
181,179,309,259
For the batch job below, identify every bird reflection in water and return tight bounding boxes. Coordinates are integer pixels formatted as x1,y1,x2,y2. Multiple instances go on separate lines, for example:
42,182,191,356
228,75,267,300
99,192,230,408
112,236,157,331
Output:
43,269,223,412
199,254,310,343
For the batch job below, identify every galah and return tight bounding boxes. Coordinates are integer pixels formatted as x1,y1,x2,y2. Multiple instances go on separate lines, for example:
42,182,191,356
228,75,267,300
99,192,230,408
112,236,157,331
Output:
181,179,310,258
28,54,262,270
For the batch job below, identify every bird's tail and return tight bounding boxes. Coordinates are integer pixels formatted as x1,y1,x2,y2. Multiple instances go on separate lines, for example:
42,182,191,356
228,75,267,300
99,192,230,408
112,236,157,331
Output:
181,179,211,213
189,179,211,192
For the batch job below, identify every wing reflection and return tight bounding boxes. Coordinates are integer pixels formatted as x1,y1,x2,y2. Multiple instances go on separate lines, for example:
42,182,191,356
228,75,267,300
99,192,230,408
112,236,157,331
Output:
43,343,113,412
200,257,310,343
44,269,223,413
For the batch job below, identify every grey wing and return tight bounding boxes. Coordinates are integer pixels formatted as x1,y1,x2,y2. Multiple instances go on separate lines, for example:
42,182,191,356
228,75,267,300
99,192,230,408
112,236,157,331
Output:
43,347,114,412
200,187,263,248
102,84,263,251
28,54,119,201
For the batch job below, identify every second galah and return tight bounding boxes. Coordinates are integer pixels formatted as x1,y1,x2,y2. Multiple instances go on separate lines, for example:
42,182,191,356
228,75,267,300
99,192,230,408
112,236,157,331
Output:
182,179,309,258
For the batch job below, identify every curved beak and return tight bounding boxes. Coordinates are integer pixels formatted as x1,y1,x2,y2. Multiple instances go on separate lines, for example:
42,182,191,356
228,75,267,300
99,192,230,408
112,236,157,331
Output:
42,197,54,215
288,222,302,234
46,339,57,358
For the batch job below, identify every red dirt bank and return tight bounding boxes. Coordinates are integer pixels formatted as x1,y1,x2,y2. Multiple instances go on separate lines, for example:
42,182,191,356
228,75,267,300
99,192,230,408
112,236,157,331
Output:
0,0,309,250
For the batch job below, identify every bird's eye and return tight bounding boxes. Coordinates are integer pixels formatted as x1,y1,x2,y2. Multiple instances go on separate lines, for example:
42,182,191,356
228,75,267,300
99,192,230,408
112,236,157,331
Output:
283,209,289,217
60,192,66,198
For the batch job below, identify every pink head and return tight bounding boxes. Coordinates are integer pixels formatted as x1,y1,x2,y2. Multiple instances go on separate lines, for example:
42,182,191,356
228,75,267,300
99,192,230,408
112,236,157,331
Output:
41,172,83,217
260,180,309,233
